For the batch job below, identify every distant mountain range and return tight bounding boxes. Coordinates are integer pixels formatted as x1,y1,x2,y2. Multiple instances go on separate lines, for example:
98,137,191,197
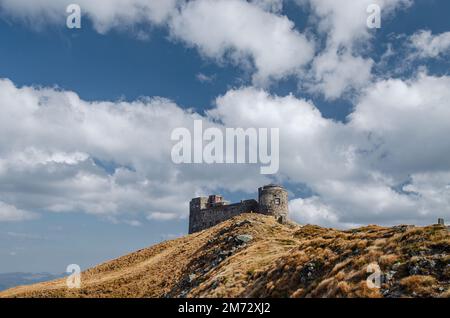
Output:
0,272,63,291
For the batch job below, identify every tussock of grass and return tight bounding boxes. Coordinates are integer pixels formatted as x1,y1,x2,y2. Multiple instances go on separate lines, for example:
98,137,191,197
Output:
400,275,437,296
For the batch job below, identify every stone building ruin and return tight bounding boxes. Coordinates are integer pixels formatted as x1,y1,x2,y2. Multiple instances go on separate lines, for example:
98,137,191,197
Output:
189,184,289,234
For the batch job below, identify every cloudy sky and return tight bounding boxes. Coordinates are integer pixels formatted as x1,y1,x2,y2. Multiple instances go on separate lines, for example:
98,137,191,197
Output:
0,0,449,273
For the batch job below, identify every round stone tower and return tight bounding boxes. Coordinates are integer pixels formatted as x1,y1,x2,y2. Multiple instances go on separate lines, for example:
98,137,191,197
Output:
258,184,288,223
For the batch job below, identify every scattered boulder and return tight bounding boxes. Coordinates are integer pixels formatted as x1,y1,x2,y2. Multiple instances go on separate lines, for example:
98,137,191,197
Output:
392,225,415,232
408,257,436,276
188,274,196,283
235,234,253,244
236,220,253,227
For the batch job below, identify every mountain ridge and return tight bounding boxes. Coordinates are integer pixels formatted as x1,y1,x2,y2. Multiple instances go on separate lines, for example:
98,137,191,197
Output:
1,214,448,298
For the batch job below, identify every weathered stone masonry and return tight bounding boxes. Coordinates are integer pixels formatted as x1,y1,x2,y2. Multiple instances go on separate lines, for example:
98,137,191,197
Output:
189,184,289,234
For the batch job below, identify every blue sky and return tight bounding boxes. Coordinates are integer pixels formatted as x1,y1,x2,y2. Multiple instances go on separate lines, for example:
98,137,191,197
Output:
0,0,449,274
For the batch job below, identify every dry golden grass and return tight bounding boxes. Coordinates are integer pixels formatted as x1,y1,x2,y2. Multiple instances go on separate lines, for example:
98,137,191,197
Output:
0,214,448,298
399,276,437,296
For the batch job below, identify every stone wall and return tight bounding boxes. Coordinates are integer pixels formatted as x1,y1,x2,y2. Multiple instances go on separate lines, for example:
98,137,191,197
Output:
189,199,258,234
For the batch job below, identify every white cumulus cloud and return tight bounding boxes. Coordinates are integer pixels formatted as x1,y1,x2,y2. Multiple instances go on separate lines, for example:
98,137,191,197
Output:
209,74,450,227
409,30,450,58
1,72,450,228
170,0,315,85
0,0,180,32
0,201,37,222
0,78,272,224
297,0,412,99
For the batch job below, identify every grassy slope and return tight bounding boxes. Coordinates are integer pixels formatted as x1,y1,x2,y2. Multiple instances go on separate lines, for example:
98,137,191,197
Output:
1,214,449,298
